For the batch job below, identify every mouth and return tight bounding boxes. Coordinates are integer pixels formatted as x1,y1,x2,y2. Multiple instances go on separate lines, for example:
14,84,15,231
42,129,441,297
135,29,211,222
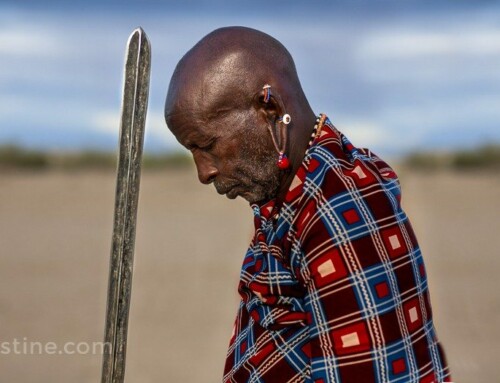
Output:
215,184,240,199
225,187,240,199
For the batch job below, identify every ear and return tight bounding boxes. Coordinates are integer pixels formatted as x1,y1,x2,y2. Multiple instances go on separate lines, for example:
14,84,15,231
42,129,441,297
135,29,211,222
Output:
252,85,286,124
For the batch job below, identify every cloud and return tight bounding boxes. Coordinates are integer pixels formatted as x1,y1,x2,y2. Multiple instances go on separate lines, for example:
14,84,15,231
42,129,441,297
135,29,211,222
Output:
358,29,500,59
90,111,120,134
1,2,499,155
339,120,389,147
354,24,500,85
335,118,426,155
0,29,60,57
90,109,179,150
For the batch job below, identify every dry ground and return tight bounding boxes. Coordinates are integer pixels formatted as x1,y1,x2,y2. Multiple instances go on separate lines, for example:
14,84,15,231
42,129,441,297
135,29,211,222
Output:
0,168,498,382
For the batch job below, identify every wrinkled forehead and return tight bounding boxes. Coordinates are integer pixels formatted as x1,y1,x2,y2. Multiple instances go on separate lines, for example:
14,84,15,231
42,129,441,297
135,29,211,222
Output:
173,52,255,109
165,46,265,143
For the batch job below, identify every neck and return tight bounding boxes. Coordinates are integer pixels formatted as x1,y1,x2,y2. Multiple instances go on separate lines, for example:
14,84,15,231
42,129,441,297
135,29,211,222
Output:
275,107,318,208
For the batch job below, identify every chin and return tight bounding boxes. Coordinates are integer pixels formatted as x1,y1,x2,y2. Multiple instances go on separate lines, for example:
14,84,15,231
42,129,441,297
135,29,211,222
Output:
242,189,274,205
230,180,279,204
237,191,259,204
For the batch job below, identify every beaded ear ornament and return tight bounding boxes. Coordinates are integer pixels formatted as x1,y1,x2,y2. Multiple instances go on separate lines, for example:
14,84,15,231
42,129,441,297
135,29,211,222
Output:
262,84,291,169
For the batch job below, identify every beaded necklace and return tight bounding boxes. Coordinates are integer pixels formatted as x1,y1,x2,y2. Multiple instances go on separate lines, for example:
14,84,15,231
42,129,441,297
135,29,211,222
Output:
269,113,327,221
307,113,326,152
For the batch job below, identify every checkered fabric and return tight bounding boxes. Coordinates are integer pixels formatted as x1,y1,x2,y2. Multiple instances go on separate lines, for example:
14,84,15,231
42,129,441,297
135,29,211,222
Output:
223,118,451,383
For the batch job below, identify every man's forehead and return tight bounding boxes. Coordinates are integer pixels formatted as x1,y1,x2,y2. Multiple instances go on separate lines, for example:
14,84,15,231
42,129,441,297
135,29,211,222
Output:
169,97,234,129
178,51,252,107
167,49,255,144
171,90,242,134
168,108,219,144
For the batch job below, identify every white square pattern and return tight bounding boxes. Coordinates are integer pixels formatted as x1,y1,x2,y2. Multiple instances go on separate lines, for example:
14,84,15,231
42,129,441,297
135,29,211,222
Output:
409,307,419,323
341,332,360,348
317,259,336,278
352,165,367,179
388,234,401,250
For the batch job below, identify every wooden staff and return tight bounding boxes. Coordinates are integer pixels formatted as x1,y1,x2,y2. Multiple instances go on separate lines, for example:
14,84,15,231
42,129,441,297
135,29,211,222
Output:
101,27,151,383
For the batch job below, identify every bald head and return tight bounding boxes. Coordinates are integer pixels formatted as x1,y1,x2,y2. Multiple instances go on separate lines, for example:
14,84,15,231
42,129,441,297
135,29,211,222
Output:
164,27,315,204
165,26,307,124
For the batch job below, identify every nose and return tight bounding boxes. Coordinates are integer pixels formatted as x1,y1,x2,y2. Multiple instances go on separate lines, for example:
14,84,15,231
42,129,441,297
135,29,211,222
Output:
192,151,219,184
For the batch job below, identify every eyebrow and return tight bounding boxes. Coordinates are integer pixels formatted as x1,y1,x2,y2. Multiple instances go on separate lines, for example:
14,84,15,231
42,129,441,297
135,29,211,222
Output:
183,131,215,150
205,107,233,120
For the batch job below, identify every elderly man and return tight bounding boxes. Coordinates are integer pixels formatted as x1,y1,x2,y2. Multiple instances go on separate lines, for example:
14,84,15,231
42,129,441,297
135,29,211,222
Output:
165,27,450,383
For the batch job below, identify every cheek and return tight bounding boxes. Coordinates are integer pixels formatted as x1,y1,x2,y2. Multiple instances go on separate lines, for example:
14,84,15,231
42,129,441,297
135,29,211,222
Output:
236,145,280,186
239,123,276,159
214,112,277,177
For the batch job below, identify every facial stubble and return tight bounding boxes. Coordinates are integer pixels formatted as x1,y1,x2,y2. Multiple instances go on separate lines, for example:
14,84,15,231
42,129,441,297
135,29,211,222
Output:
215,124,282,204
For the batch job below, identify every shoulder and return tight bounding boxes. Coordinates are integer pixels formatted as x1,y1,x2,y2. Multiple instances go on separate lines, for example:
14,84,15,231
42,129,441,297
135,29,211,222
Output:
292,123,402,245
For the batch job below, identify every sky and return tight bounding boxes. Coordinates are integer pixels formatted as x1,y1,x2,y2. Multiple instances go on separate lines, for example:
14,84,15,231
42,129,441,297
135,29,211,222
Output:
0,0,499,156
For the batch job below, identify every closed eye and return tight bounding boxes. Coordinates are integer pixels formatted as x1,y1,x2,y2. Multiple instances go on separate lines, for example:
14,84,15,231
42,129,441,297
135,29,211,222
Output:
185,137,217,152
199,139,216,152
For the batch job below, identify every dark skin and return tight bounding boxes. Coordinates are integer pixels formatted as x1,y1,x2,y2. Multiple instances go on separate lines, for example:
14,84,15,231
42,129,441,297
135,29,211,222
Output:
165,27,317,206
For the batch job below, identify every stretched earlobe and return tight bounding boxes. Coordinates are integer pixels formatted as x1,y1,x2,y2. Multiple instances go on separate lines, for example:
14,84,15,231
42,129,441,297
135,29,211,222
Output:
255,84,292,170
253,84,283,119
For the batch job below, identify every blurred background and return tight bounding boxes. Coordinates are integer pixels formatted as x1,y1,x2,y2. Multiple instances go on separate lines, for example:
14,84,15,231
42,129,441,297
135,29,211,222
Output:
0,1,499,382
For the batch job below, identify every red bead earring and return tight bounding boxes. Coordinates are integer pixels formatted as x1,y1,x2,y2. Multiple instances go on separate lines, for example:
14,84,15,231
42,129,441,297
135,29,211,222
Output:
275,113,291,169
277,152,290,169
